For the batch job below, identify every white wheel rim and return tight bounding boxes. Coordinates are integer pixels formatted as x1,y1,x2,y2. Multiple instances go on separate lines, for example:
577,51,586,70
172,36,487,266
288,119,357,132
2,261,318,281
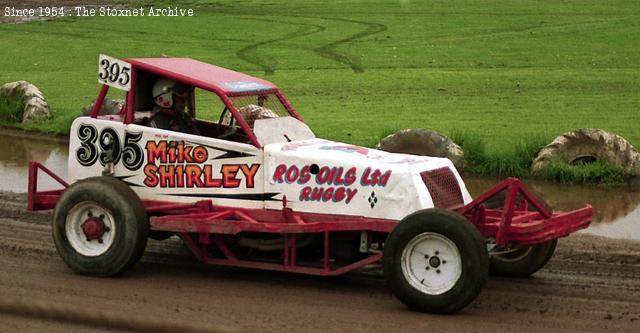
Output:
65,201,116,257
401,232,462,295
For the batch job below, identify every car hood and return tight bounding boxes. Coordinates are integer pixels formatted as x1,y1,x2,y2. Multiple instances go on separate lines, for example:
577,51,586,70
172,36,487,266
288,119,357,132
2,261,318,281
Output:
263,139,472,220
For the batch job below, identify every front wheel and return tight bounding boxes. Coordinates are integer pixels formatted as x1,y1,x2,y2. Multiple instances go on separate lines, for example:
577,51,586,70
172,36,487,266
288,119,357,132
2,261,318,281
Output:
383,209,488,314
52,176,148,276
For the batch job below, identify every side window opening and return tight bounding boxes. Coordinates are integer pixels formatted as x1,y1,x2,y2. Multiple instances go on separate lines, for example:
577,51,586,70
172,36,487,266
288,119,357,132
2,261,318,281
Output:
129,74,252,144
228,94,287,126
123,70,291,147
131,72,198,134
87,87,126,119
192,88,229,138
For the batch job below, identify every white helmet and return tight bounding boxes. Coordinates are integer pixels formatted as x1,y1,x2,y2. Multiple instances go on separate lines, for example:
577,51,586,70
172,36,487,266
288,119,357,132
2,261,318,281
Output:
152,78,184,108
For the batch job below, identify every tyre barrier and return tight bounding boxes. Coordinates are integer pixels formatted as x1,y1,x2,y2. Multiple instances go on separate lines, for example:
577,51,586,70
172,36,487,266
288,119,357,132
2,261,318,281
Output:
0,80,52,122
531,128,640,178
376,129,466,171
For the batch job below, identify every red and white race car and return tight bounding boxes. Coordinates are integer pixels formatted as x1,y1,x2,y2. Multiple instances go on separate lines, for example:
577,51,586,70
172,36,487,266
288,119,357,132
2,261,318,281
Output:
28,55,592,313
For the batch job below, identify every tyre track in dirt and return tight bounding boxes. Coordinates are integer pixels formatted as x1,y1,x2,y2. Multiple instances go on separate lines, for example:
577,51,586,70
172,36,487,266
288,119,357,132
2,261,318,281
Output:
234,17,326,75
2,10,386,74
234,16,387,74
427,16,637,44
0,191,639,332
306,16,387,73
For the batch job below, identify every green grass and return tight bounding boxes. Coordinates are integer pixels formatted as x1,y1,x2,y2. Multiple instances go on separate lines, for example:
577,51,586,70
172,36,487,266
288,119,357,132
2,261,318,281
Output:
0,91,24,122
448,131,624,183
450,131,551,178
0,0,639,178
541,159,626,185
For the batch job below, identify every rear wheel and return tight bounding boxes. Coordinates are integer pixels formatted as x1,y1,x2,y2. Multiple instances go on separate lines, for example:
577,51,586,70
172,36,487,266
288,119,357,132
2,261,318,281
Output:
383,209,488,314
149,231,175,241
485,191,557,277
489,239,557,277
52,176,148,276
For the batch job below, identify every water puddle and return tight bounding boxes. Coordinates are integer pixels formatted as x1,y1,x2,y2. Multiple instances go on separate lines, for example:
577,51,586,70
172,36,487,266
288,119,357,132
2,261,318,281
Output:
0,130,68,192
0,131,637,240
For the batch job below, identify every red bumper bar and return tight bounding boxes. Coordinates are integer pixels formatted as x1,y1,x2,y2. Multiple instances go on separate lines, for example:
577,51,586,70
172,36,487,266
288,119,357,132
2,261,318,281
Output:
455,177,592,246
27,161,68,211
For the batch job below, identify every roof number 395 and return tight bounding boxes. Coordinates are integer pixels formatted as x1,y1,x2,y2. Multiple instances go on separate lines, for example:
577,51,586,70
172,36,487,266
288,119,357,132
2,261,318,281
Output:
98,54,132,91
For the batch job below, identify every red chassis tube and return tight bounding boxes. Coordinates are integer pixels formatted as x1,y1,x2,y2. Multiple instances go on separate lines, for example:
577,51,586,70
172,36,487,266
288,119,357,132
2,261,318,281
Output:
27,162,69,211
27,162,592,276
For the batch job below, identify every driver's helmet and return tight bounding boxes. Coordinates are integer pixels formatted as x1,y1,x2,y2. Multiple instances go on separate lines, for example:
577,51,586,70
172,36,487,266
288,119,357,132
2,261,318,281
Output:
152,78,188,109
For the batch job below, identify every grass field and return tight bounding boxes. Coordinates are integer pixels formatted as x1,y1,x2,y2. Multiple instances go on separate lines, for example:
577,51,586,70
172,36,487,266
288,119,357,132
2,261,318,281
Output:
1,0,639,171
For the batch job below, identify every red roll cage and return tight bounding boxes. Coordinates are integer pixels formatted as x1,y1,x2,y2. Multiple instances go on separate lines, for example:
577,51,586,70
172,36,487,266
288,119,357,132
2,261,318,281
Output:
89,57,303,148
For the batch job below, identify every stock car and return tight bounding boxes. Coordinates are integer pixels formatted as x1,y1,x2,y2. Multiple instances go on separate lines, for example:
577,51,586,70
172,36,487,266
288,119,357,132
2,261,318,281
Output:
28,56,592,313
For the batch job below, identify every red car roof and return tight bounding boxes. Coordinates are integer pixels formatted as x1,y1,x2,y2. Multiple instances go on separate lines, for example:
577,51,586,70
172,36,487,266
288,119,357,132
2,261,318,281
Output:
125,57,278,95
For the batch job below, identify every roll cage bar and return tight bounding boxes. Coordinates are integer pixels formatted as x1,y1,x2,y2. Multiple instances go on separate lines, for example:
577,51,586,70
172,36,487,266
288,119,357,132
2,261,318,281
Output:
89,58,303,148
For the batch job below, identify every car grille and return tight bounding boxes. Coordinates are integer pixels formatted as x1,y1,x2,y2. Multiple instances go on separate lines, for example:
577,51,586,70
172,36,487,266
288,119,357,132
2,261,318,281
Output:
420,167,463,209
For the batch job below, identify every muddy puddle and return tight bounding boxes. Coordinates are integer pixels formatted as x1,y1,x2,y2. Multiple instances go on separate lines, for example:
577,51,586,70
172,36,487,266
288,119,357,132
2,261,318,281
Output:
0,130,637,240
0,131,68,192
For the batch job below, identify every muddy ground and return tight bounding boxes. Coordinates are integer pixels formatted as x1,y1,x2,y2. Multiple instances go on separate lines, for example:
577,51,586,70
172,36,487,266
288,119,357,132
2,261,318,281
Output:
0,191,639,332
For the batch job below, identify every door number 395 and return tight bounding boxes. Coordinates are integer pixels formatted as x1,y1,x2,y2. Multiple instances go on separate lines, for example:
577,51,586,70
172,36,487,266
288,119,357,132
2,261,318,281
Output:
76,124,144,171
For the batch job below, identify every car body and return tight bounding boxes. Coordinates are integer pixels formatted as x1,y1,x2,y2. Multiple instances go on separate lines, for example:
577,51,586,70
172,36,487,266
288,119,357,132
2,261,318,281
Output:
28,56,592,314
69,57,471,221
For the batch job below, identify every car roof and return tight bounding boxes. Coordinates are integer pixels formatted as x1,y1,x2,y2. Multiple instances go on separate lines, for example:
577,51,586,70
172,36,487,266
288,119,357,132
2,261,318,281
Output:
124,57,278,96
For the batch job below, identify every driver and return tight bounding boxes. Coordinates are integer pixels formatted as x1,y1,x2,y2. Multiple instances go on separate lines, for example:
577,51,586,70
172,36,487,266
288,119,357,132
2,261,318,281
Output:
148,78,197,134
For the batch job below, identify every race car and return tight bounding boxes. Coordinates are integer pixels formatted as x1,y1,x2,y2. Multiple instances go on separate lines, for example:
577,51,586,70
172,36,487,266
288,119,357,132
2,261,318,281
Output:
27,55,592,313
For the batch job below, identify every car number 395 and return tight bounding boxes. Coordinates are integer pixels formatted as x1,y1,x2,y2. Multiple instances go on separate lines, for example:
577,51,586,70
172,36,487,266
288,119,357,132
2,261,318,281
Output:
98,54,132,91
76,124,144,171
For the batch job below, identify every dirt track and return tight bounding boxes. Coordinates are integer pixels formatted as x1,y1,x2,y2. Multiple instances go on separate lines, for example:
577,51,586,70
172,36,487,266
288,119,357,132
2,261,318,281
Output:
1,191,639,332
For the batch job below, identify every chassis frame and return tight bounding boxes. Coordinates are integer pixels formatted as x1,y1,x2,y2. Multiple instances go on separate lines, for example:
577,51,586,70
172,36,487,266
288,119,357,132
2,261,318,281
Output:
28,161,592,276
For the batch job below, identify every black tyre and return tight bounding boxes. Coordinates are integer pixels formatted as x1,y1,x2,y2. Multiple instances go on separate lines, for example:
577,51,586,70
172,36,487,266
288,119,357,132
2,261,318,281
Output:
485,191,557,277
489,239,557,277
52,176,148,276
383,209,488,314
